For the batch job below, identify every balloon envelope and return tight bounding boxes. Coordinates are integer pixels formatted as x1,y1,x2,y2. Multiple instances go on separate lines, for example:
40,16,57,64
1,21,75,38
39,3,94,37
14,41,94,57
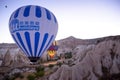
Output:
9,5,58,62
47,50,56,58
47,41,58,58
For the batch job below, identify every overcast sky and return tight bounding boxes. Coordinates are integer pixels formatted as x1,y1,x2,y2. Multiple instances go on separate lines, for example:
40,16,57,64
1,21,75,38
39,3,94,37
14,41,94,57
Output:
0,0,120,43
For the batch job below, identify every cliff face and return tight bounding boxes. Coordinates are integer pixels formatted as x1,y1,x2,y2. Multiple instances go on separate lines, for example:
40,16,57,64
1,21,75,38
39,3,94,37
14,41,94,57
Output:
49,36,120,80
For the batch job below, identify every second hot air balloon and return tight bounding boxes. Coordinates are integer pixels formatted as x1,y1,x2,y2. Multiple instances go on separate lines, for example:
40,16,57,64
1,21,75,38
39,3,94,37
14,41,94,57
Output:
47,41,58,59
9,5,58,62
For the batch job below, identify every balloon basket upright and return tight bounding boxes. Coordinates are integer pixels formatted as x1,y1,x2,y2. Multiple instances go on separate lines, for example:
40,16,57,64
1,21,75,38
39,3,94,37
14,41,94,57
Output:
28,57,40,65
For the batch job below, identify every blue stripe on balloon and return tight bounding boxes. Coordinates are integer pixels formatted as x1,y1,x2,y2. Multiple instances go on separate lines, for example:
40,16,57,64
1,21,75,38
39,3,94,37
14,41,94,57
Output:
36,6,41,18
24,6,31,17
45,9,51,20
12,34,27,56
14,8,20,18
53,15,57,23
41,35,54,56
38,33,48,56
34,32,40,57
25,32,33,56
16,32,31,56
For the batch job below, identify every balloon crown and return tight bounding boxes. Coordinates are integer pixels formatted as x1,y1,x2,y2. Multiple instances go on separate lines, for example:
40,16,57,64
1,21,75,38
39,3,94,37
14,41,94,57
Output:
9,5,57,33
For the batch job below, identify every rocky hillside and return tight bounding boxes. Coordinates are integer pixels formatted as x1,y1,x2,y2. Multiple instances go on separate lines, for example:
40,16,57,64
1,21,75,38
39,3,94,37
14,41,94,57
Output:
0,44,30,67
49,35,120,80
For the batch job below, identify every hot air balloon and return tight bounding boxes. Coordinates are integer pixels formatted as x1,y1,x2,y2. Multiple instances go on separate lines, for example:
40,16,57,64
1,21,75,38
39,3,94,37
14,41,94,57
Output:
9,5,58,62
47,50,56,58
47,41,58,59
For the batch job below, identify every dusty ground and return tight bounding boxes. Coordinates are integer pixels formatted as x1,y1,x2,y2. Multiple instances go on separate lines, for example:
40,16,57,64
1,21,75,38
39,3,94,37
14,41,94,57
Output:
42,61,57,66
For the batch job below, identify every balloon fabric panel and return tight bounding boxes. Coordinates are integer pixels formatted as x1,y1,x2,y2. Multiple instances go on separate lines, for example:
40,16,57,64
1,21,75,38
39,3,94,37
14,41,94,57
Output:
48,50,56,58
34,32,40,57
36,6,41,18
24,6,31,17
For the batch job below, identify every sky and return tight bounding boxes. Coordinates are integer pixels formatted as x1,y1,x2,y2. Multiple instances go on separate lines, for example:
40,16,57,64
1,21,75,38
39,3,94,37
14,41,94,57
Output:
0,0,120,43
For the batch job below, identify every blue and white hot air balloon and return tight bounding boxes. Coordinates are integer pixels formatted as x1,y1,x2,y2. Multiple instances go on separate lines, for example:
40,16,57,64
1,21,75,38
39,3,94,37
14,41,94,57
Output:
9,5,58,62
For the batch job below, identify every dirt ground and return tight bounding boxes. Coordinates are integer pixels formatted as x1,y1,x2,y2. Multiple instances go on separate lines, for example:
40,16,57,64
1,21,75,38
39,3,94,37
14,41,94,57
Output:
42,61,57,66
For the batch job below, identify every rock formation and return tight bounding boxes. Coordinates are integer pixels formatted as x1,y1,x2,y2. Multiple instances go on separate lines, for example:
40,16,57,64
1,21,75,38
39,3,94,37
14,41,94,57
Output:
49,36,120,80
0,45,30,67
